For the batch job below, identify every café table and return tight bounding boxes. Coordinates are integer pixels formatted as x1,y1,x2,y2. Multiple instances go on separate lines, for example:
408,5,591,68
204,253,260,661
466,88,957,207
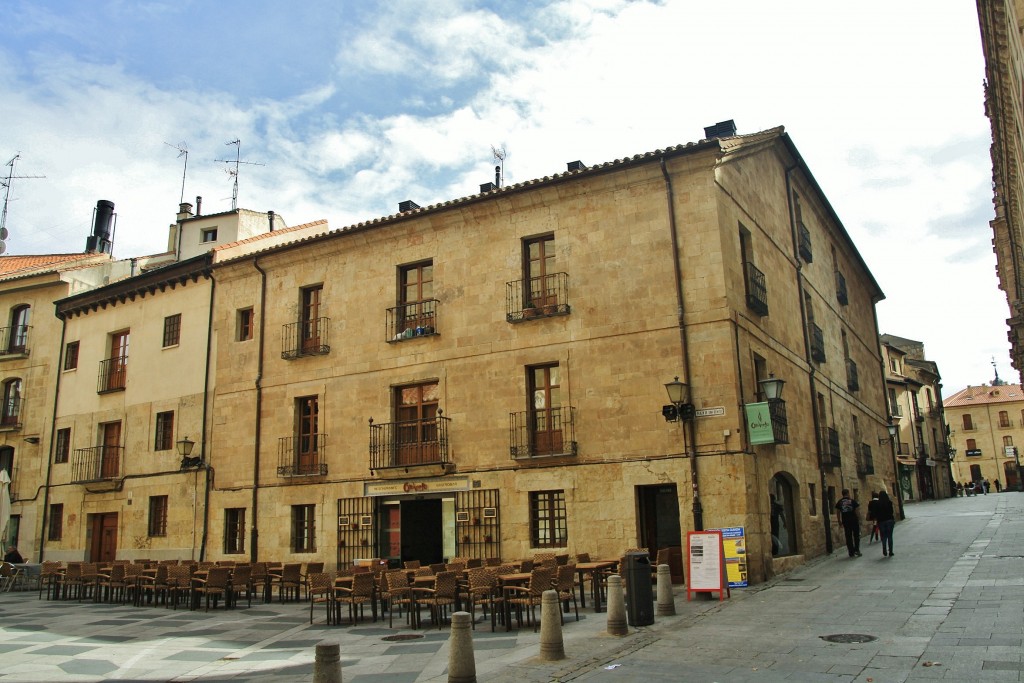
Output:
496,571,532,631
574,560,618,612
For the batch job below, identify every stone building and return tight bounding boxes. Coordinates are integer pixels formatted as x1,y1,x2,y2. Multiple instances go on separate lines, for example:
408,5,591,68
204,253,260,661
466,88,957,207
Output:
945,383,1024,490
879,335,953,502
977,0,1024,381
15,124,894,583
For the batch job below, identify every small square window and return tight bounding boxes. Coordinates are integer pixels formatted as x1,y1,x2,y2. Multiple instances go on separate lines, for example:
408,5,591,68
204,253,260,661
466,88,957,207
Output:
63,341,79,371
201,228,218,243
54,428,71,463
162,314,181,347
237,308,254,341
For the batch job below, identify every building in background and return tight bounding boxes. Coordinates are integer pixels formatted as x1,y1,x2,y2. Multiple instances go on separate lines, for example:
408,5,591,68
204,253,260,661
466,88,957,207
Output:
945,383,1024,490
977,0,1024,381
880,335,954,502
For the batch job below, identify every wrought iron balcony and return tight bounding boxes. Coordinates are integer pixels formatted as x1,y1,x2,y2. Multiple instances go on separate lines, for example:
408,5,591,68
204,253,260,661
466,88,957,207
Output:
0,397,22,431
282,318,330,359
797,222,813,263
97,356,128,393
768,399,789,444
277,434,328,476
835,270,848,306
856,443,874,476
744,262,769,316
827,427,841,468
387,299,439,342
0,325,31,356
846,358,859,392
369,413,451,470
71,445,122,482
510,406,577,459
809,322,826,363
506,273,570,323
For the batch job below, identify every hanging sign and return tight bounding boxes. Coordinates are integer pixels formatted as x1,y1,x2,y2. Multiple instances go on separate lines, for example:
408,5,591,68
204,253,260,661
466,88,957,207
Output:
745,402,775,445
686,530,731,601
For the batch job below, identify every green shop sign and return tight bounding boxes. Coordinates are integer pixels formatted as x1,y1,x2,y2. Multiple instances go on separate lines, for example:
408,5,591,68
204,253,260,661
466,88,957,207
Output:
745,402,775,445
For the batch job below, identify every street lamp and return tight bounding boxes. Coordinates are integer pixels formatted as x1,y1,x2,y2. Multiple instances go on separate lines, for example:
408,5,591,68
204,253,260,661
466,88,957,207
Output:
664,377,702,531
878,421,906,520
177,436,200,469
758,374,785,401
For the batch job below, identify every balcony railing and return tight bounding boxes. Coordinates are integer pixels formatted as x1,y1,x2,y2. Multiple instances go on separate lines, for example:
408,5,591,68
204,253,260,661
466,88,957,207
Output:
857,443,874,476
809,322,826,363
744,262,769,316
890,405,903,417
0,397,22,431
277,434,328,476
797,222,813,263
97,356,127,393
510,406,577,459
369,413,451,470
387,299,439,342
835,271,848,306
768,399,789,444
0,325,31,356
282,318,330,359
827,427,841,468
846,358,859,392
71,445,123,482
506,273,570,323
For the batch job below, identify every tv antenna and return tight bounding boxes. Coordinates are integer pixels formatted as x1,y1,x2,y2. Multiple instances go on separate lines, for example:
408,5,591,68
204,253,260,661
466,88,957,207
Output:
1,154,46,254
492,145,506,188
215,139,264,210
164,141,189,205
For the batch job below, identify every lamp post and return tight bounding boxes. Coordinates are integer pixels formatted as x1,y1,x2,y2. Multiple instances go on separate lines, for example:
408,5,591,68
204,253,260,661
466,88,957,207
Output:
177,436,197,469
879,422,905,520
664,377,702,531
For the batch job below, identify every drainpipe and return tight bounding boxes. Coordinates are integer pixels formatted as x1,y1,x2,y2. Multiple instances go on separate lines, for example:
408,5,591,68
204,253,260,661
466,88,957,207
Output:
37,316,68,561
198,264,215,560
784,163,833,555
251,255,268,562
660,156,701,531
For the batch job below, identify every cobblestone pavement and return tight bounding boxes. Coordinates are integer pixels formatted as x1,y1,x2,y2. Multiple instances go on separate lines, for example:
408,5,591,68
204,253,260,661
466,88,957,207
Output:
0,492,1018,681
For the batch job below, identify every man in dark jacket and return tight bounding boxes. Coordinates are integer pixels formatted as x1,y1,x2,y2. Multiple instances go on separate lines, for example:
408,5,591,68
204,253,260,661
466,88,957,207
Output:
835,489,861,557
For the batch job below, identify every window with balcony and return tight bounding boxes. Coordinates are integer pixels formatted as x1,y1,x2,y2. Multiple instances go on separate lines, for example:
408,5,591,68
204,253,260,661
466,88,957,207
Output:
389,261,438,341
3,304,31,355
507,235,570,321
48,503,63,541
529,490,567,548
162,314,181,348
1,378,22,429
148,495,168,537
888,388,902,417
369,382,451,470
740,225,768,316
98,330,129,393
63,341,79,371
291,504,316,553
1004,435,1014,447
72,421,122,482
224,508,245,554
512,364,577,458
966,438,980,456
279,395,327,476
54,427,70,463
282,285,329,359
154,411,174,451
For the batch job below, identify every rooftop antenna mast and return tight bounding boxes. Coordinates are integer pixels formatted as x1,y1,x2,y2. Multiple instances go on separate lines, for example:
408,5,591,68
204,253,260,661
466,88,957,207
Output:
0,154,45,253
492,145,506,188
164,141,189,205
215,139,264,210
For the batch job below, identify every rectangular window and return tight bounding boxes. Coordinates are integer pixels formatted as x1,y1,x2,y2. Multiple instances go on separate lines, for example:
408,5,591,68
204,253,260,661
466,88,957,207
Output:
529,490,567,548
529,364,564,455
224,508,246,554
48,503,63,541
300,285,323,352
154,411,174,451
148,495,168,537
524,235,557,308
1004,435,1014,447
54,428,71,463
162,314,181,347
295,396,320,473
398,261,435,331
999,411,1011,428
963,414,974,431
201,227,218,243
291,504,316,553
237,308,254,341
808,483,817,516
394,382,440,465
63,341,79,371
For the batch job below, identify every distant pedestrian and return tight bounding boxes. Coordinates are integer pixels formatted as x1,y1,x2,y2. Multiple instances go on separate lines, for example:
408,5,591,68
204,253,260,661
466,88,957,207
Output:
956,482,964,497
996,479,1002,493
875,491,896,557
835,489,861,557
866,491,880,543
983,479,990,494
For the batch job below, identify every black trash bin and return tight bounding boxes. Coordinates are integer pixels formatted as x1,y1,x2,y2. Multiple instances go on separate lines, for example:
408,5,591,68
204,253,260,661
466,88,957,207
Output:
623,551,654,626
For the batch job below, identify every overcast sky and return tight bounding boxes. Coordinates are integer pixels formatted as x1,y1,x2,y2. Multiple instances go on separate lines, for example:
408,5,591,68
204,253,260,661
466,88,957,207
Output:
0,0,1006,396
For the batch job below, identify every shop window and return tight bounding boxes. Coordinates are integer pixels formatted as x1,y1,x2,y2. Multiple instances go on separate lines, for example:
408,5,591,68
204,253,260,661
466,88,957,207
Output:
529,490,566,548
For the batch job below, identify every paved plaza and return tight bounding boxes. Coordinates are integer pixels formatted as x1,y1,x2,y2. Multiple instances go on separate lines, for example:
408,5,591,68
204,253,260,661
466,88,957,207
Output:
1,492,1021,682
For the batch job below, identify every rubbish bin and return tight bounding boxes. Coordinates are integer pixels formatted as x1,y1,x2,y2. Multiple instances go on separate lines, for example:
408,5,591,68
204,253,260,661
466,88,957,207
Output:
623,551,654,626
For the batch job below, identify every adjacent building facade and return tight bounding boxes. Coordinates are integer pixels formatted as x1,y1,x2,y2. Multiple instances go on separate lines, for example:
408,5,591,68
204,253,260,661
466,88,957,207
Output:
945,383,1024,490
6,124,895,584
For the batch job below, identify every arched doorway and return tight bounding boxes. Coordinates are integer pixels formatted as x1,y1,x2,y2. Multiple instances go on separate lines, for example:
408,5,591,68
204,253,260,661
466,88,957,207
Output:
769,473,798,557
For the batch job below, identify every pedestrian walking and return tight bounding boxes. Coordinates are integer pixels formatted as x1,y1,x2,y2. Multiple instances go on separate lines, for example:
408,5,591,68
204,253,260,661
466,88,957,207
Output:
866,491,880,543
996,479,1002,493
875,490,896,557
835,489,861,557
983,479,990,494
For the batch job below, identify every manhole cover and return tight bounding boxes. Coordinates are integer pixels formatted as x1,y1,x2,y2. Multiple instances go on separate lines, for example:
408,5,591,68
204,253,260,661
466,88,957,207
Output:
382,634,425,642
820,634,877,644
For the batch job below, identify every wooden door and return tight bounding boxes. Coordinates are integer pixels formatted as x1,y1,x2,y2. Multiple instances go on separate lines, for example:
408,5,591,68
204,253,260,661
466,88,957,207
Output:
108,330,129,389
400,262,434,331
526,236,557,308
89,513,118,563
395,383,439,465
301,286,322,352
297,396,318,473
101,422,121,478
529,365,563,455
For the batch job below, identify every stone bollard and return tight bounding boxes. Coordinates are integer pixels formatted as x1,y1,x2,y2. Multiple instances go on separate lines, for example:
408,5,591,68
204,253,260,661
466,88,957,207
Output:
313,641,342,683
539,589,565,661
447,611,477,683
606,574,628,636
656,564,675,616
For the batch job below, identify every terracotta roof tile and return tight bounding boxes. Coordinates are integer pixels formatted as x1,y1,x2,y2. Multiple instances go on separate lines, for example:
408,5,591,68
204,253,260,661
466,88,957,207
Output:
0,253,103,277
944,384,1024,407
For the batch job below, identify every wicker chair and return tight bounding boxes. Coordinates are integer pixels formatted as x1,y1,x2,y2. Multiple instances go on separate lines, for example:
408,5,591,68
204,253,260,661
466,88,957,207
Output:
504,567,555,631
335,572,376,625
383,569,415,628
403,560,421,569
38,561,63,600
308,572,335,624
137,564,169,606
192,566,231,611
464,566,500,630
77,563,100,602
411,570,458,629
302,562,324,600
555,564,579,622
165,565,193,609
250,562,273,603
231,564,254,607
278,563,303,602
